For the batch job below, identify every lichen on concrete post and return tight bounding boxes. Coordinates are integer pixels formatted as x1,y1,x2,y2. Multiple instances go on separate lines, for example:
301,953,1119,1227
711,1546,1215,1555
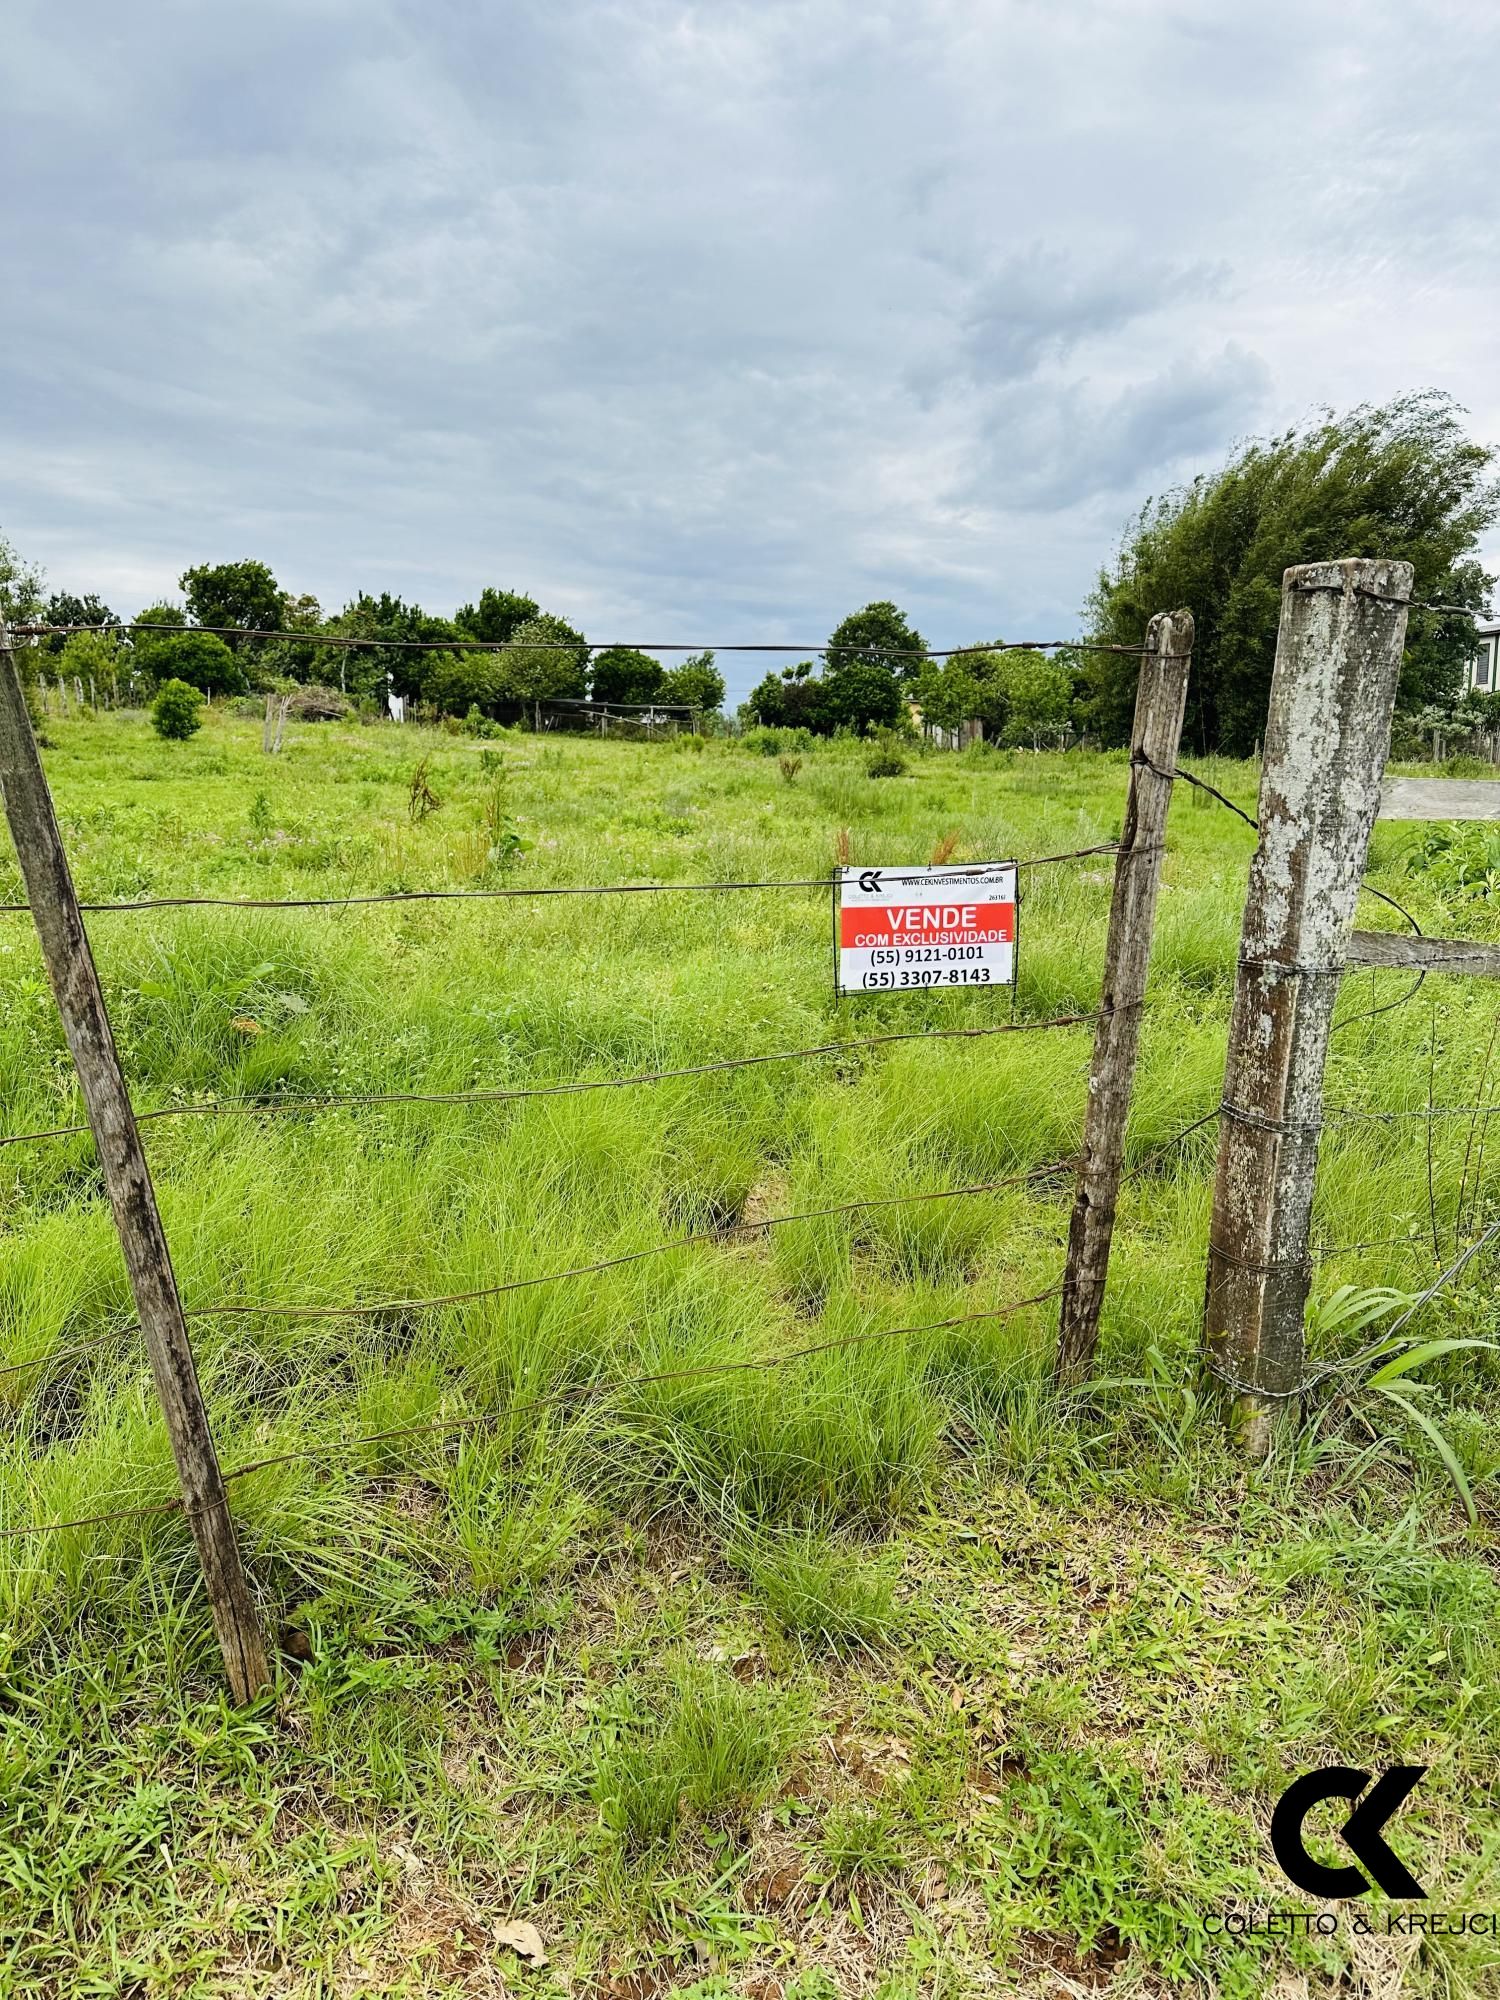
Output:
1203,558,1412,1456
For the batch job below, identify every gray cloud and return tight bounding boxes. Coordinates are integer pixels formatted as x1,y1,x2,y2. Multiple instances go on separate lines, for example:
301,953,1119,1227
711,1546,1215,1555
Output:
2,0,1498,701
969,344,1273,513
960,250,1228,385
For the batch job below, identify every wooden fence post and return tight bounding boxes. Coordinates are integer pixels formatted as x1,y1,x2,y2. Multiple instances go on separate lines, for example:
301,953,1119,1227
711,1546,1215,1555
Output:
1203,559,1412,1455
1055,608,1194,1385
0,623,271,1702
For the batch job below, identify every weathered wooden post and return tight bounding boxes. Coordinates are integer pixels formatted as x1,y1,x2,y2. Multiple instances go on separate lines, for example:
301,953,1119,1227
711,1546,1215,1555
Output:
0,622,272,1701
1055,608,1194,1385
1204,559,1411,1454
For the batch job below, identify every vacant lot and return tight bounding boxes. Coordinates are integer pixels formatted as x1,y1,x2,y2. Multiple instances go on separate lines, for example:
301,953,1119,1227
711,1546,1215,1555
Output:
1,713,1498,1998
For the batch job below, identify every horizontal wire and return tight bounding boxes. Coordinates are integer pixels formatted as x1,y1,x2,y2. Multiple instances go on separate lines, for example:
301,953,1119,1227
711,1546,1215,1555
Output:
220,1283,1070,1484
1325,1100,1500,1126
1314,1234,1434,1259
1288,584,1491,617
0,1282,1065,1539
0,1157,1075,1378
1131,751,1260,831
6,621,1149,661
0,845,1119,919
0,1326,137,1381
0,1007,1108,1153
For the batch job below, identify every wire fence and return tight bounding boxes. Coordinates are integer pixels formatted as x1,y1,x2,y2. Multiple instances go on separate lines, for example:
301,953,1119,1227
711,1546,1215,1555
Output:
4,594,1499,1577
0,792,1136,1548
0,1005,1110,1154
0,845,1120,919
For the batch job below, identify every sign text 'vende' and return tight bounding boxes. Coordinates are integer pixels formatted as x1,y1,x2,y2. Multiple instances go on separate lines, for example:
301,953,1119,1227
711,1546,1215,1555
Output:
836,864,1017,995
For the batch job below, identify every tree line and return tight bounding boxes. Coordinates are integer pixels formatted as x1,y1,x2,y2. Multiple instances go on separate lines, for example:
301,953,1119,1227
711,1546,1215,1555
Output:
0,559,727,723
3,392,1494,752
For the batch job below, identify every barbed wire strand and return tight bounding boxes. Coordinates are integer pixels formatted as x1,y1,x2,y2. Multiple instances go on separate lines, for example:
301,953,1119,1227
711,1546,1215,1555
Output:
1286,585,1490,618
1325,1100,1500,1127
0,1283,1065,1540
0,1008,1109,1155
1131,752,1261,832
1125,750,1435,1043
7,621,1149,662
0,846,1119,919
1313,1234,1435,1260
0,1157,1077,1380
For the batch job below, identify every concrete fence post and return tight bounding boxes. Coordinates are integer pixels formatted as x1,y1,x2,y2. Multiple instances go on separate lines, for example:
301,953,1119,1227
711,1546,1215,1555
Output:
1203,559,1412,1455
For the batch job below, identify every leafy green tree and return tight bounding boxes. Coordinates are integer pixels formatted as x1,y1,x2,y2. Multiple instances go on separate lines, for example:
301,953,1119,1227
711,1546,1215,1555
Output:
156,629,244,696
661,651,726,714
41,591,118,654
253,592,326,686
502,614,589,708
455,588,539,645
129,603,188,684
826,601,929,685
745,670,789,727
327,594,463,704
179,559,283,645
1083,393,1500,754
913,656,995,737
590,646,665,706
2,531,46,728
0,531,45,728
151,678,205,739
746,652,901,735
822,657,905,733
746,663,829,731
994,650,1072,747
425,648,511,716
0,529,43,623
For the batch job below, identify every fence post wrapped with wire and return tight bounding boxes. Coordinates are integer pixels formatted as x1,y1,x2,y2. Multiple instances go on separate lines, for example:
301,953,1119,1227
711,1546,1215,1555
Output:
1055,607,1193,1385
1202,559,1413,1457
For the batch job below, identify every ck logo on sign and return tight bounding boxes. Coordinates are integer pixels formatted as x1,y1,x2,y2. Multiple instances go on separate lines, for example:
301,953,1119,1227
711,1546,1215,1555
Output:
1271,1766,1427,1900
857,869,883,894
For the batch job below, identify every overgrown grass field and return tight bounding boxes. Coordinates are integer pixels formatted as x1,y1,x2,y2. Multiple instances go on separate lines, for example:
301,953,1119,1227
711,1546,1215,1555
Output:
1,712,1498,1997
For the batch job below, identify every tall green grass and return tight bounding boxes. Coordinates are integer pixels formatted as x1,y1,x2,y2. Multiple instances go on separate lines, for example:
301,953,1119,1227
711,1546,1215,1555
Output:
2,714,1497,1664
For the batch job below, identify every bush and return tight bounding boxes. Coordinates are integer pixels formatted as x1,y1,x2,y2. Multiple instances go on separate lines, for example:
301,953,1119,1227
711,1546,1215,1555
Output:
151,678,205,740
1404,823,1500,897
741,725,812,758
866,743,907,778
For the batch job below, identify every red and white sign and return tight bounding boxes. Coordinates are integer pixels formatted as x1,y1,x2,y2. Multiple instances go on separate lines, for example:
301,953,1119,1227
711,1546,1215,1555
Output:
836,864,1016,994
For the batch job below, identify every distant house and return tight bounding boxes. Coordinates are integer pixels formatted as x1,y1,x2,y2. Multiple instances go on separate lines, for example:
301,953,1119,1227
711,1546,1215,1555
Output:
1466,619,1500,693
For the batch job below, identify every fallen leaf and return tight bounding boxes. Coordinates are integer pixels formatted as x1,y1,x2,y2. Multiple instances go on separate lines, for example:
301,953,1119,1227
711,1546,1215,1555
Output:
495,1919,548,1968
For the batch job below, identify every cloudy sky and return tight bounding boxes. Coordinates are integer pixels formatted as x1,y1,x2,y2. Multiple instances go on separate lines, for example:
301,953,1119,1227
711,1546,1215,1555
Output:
4,0,1498,700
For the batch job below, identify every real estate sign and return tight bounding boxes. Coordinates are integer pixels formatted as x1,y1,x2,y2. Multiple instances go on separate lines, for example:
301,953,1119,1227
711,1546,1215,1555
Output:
835,864,1017,995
